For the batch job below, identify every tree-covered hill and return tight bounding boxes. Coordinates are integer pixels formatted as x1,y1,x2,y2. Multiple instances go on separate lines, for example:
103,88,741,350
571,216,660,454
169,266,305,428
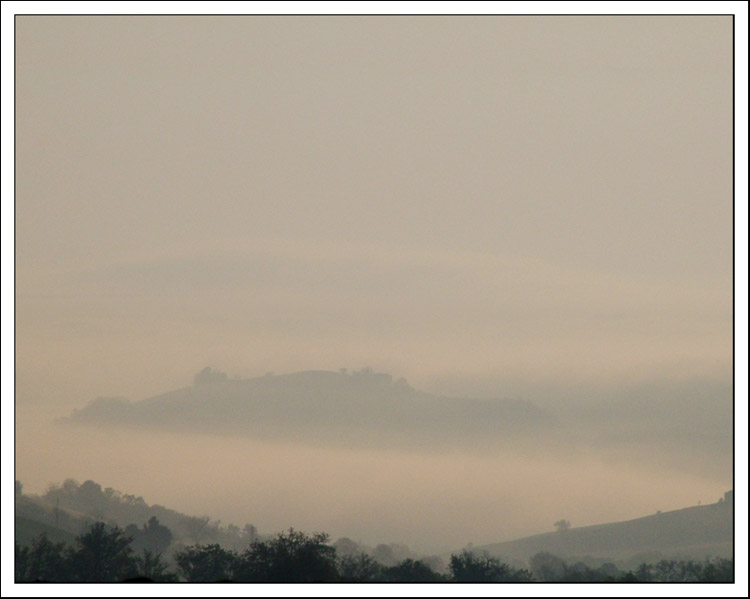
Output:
61,368,551,449
16,478,262,551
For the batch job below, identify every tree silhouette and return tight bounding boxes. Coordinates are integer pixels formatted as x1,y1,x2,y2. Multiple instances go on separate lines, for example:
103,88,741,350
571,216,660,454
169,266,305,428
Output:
529,551,567,582
68,522,138,582
241,523,258,545
15,534,68,582
699,557,734,582
15,522,734,583
382,558,444,582
333,536,360,558
553,519,571,532
134,550,179,582
193,367,228,386
449,550,531,582
234,528,338,582
125,516,173,554
175,543,237,582
337,552,383,582
183,515,210,544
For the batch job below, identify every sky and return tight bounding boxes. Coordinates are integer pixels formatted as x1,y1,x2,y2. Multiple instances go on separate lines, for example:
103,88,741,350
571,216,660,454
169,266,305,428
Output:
6,11,746,562
14,15,733,401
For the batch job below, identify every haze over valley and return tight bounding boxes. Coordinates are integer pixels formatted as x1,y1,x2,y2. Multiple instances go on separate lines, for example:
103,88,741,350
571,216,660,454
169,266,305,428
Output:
13,14,735,563
16,365,731,553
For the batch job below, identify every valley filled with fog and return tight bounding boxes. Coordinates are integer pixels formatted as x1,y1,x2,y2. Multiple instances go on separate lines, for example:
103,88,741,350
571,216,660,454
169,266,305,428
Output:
16,368,731,554
12,14,735,564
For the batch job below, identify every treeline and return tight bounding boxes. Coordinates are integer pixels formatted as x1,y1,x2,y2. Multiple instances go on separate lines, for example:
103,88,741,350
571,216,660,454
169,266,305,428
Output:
16,523,733,583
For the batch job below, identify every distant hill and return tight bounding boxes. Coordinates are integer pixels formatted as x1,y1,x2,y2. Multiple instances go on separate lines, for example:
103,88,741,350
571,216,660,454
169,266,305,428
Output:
61,368,552,448
475,492,734,566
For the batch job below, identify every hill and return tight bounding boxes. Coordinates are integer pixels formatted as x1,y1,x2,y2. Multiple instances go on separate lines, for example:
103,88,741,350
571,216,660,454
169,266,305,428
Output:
475,492,734,567
15,479,264,551
60,368,551,448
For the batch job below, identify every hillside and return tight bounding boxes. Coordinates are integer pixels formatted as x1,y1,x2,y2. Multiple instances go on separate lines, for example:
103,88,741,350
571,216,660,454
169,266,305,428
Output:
18,479,734,576
15,479,264,551
476,492,734,566
15,517,78,547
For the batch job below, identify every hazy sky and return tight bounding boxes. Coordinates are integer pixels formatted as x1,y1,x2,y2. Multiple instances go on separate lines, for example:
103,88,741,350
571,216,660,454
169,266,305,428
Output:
11,14,738,552
15,15,732,400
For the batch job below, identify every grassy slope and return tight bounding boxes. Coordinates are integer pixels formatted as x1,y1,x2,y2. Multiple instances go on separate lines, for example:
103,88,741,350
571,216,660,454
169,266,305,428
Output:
475,500,733,564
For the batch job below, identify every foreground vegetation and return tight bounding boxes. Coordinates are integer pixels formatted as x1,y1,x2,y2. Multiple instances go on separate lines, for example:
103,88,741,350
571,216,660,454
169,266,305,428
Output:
16,523,733,583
